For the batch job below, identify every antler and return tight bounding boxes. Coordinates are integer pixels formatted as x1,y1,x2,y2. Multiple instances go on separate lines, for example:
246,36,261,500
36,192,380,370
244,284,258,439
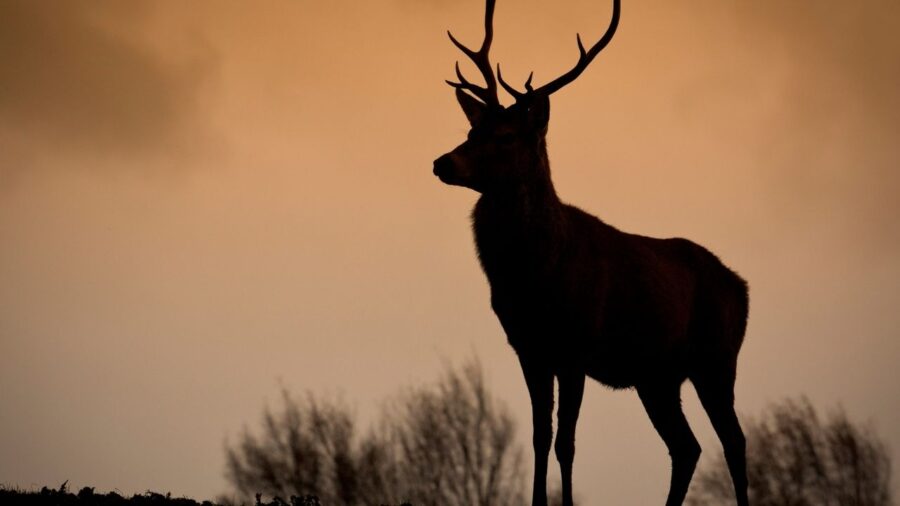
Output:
445,0,500,107
497,0,620,100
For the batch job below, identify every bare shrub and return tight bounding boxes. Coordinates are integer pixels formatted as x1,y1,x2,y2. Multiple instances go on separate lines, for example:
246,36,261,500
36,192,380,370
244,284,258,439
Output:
225,359,525,506
687,397,893,506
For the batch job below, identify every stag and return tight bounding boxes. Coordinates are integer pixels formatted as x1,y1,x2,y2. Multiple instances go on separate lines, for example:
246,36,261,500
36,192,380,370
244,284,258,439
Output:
432,1,750,505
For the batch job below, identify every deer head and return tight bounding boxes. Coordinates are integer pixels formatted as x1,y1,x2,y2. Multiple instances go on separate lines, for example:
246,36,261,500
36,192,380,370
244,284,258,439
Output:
433,0,620,194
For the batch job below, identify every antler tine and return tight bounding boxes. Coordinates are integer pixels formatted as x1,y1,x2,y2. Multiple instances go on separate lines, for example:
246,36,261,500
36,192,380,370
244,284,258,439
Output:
529,0,620,99
496,65,525,101
445,0,500,107
497,65,535,100
446,61,494,105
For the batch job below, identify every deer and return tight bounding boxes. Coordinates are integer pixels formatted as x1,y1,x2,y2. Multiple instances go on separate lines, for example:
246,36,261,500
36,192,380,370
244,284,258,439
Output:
432,1,750,505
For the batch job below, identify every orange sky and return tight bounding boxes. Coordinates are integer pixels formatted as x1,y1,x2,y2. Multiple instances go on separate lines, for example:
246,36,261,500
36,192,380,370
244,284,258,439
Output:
1,0,898,502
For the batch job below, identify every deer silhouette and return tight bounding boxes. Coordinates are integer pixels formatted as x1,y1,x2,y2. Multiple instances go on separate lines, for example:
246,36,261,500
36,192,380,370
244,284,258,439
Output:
432,1,749,505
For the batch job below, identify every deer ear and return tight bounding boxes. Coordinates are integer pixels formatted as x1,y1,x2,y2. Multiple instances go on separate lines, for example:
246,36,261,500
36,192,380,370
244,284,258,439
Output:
456,89,486,126
526,94,550,131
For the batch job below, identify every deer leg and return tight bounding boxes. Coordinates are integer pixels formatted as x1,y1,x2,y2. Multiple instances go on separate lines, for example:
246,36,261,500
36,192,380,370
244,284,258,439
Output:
519,356,554,506
555,372,585,506
693,373,748,506
637,383,701,506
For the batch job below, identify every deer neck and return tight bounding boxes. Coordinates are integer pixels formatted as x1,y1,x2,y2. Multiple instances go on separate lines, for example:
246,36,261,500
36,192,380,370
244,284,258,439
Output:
472,154,567,271
479,177,560,226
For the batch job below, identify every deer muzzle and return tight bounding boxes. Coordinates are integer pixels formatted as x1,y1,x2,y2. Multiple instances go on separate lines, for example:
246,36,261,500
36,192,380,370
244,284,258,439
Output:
433,153,458,184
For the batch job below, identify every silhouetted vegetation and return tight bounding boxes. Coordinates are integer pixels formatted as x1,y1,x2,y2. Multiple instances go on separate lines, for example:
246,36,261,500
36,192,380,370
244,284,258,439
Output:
224,360,526,506
0,482,218,506
687,397,893,506
0,483,347,506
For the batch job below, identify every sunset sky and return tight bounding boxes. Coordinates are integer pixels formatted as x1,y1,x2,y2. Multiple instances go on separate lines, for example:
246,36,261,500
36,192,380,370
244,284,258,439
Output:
1,0,898,503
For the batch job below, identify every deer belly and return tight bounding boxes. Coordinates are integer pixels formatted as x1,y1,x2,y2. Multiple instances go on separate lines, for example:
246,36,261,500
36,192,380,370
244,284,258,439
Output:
584,322,692,388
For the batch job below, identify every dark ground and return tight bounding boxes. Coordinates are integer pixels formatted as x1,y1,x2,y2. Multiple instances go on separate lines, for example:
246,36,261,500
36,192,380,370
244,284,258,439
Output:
0,484,328,506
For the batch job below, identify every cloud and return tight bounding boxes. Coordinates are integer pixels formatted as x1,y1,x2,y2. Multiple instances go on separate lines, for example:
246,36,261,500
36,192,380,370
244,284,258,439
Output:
736,0,900,249
732,0,899,126
666,0,900,253
0,1,218,172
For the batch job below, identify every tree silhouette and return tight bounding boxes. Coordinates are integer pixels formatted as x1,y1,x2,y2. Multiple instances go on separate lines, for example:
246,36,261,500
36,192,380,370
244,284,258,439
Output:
224,359,525,506
687,397,893,506
223,391,358,504
388,361,525,506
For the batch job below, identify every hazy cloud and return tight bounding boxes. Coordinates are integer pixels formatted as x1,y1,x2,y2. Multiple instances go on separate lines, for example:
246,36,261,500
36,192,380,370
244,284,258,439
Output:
0,1,218,172
738,0,900,250
670,0,900,252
